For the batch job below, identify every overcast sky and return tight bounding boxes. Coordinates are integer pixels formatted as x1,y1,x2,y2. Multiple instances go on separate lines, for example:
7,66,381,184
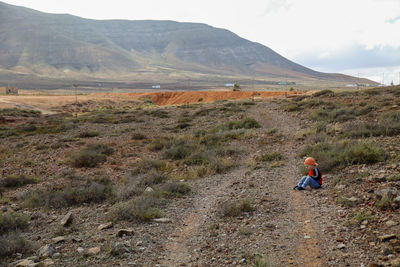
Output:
3,0,400,84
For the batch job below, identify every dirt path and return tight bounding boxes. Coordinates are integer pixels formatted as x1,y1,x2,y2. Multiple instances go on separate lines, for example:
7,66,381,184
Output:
250,102,322,266
160,168,246,266
158,100,327,266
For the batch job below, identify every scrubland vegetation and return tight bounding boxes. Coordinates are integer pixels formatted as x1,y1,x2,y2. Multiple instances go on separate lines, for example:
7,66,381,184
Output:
0,86,399,266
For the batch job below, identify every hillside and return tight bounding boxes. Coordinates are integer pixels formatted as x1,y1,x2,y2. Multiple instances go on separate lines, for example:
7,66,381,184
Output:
0,87,399,266
0,1,373,89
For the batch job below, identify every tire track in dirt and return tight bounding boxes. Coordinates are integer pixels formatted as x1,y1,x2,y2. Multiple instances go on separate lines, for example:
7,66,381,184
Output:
160,169,245,266
250,102,322,266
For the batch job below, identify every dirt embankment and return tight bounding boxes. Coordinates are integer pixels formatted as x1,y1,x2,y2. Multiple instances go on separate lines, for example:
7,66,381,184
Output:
128,91,300,106
0,90,300,111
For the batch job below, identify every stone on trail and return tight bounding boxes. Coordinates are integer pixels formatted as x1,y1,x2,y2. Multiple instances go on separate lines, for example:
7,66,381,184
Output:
38,244,56,259
152,218,172,223
378,234,397,242
375,187,399,199
77,247,85,254
347,197,360,204
97,221,113,231
117,229,134,237
145,187,154,193
41,259,55,266
51,236,65,244
14,259,35,267
390,258,400,267
386,220,398,227
86,247,101,256
60,212,73,227
110,242,131,256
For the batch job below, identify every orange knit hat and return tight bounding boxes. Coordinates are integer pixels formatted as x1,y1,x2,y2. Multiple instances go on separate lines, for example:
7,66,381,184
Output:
304,157,318,166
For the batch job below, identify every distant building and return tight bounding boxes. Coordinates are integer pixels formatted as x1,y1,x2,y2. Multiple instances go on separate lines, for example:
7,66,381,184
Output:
152,85,161,89
0,86,19,95
224,83,235,87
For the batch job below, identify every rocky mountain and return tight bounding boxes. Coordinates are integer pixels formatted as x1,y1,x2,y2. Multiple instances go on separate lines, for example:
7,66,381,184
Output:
0,1,371,88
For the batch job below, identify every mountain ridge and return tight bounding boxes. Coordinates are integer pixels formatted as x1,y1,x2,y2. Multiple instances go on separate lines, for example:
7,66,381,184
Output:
0,1,374,89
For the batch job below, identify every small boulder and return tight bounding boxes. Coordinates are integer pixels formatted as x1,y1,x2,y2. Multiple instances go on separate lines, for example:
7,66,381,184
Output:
378,234,397,242
117,229,134,237
386,220,398,227
15,259,34,267
152,218,172,223
382,246,393,256
97,222,113,231
86,247,101,256
52,253,61,259
110,242,130,256
375,187,399,200
390,258,400,267
51,236,65,244
38,244,56,259
347,197,360,204
144,187,154,193
41,259,54,266
77,247,85,254
60,212,73,227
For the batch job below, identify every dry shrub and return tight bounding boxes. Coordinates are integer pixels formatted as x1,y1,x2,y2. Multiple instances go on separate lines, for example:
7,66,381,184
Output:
219,198,255,217
0,212,29,235
0,175,37,188
0,232,32,258
70,144,113,168
108,195,162,222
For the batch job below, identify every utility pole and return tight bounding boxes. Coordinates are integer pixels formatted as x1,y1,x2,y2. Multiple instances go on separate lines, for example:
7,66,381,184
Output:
73,84,78,118
382,73,385,86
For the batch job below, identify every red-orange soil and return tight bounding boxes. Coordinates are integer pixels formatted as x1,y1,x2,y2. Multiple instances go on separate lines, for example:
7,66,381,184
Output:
123,91,300,105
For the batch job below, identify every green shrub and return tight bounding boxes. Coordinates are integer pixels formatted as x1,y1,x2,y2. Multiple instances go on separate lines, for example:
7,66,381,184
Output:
343,121,400,138
363,88,381,95
285,102,303,112
0,232,32,258
70,144,113,168
0,108,41,117
139,171,167,186
23,180,114,209
224,118,261,130
310,107,355,122
252,255,271,267
163,140,198,160
292,95,309,102
77,131,99,138
108,195,162,222
147,137,171,151
259,152,283,162
132,132,147,140
185,151,233,175
160,182,191,197
312,89,334,97
300,141,386,172
148,109,169,118
133,158,167,174
219,198,255,217
0,175,37,188
0,212,29,235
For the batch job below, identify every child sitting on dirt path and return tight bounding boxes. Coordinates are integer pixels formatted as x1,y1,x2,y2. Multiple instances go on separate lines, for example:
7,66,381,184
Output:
293,157,322,190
